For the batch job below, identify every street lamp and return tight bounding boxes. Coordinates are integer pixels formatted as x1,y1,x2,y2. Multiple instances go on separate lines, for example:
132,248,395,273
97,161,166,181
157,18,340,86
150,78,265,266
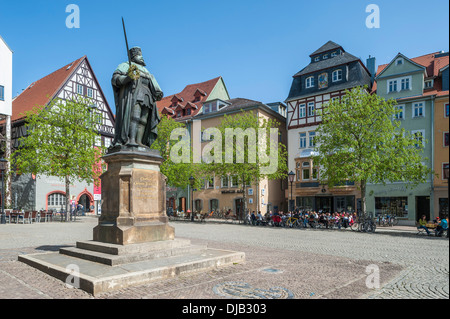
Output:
0,158,8,224
189,176,195,222
288,171,295,212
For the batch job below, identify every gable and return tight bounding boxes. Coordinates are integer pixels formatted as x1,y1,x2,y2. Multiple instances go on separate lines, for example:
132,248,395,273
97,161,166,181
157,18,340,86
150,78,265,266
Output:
376,53,426,79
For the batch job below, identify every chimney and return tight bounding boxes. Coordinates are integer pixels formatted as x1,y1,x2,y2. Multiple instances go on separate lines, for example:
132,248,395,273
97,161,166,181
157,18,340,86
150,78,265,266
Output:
366,55,376,84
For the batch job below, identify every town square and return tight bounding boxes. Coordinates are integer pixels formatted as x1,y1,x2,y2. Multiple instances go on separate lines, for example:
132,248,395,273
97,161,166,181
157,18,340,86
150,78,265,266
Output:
0,0,448,307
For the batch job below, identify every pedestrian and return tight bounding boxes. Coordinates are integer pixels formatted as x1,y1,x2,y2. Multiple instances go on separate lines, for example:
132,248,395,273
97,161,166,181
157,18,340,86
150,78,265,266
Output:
435,217,448,237
417,215,431,235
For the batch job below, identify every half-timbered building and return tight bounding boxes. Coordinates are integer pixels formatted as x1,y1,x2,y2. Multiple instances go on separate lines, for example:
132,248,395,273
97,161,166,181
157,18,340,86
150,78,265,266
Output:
4,56,115,212
285,41,373,213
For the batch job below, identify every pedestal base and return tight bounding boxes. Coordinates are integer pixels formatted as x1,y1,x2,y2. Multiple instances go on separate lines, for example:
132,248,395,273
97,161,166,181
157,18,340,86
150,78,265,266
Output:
93,222,175,245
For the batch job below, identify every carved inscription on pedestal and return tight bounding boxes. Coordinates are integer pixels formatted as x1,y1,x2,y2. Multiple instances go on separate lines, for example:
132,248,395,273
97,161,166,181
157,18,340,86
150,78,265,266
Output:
131,169,160,216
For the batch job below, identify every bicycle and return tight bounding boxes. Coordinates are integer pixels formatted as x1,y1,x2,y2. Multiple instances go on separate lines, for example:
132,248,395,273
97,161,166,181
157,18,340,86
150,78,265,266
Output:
284,216,301,228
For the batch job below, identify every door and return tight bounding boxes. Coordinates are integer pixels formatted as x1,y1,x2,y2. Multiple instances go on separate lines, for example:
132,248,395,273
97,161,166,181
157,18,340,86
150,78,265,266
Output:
235,198,244,220
315,196,333,213
416,196,430,221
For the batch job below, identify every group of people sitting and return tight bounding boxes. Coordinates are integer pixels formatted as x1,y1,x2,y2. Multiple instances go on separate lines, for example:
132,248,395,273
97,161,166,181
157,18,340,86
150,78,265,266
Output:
417,215,448,237
247,210,357,229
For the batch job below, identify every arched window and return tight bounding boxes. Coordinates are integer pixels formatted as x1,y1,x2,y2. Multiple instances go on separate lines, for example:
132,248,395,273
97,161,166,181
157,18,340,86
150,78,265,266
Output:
47,192,66,211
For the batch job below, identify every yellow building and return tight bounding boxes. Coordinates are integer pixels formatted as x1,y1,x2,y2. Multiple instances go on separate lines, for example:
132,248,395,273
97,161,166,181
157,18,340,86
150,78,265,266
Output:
191,98,288,217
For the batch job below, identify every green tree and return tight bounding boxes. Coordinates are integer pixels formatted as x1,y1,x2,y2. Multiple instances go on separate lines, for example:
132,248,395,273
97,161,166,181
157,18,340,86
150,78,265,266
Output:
313,86,433,214
150,115,203,190
202,111,288,218
11,98,104,220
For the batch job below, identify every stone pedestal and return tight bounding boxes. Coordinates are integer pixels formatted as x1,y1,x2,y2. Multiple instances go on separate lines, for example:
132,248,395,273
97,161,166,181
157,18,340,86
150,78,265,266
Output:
93,147,174,245
18,146,245,296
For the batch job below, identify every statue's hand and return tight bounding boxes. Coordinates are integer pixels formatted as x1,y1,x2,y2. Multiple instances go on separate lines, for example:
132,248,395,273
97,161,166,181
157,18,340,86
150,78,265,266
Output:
127,64,140,81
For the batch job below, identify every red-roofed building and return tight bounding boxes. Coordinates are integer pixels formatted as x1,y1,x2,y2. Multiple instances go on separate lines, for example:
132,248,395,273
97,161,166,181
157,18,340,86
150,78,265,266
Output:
157,76,230,121
369,51,449,223
157,76,230,212
2,56,115,213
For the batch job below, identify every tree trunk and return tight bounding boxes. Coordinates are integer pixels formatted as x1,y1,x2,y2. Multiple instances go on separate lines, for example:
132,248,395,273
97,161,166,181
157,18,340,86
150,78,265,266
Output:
361,180,366,215
65,176,70,222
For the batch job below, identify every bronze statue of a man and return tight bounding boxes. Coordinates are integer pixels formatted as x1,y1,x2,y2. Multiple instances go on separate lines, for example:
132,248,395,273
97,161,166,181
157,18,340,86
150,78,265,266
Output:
111,47,163,148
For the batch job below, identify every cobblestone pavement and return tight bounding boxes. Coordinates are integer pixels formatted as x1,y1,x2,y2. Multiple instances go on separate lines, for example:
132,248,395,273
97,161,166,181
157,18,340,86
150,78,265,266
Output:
0,217,448,299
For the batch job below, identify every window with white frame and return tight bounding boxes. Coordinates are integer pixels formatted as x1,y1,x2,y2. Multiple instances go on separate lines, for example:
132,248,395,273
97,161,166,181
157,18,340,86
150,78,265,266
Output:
396,58,404,65
413,102,424,118
299,104,306,118
207,176,214,189
87,88,93,98
412,130,425,148
230,175,239,188
47,193,66,209
332,69,342,82
306,76,314,88
314,56,320,62
312,168,318,180
309,131,316,147
331,51,337,57
221,176,229,188
394,105,404,120
299,133,307,148
307,102,315,117
388,80,397,93
424,80,433,89
323,54,328,60
401,78,410,90
76,83,83,95
104,137,111,149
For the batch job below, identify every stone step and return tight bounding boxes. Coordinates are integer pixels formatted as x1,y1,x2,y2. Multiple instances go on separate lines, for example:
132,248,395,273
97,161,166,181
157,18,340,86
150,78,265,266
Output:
18,247,245,296
75,238,192,256
59,244,207,266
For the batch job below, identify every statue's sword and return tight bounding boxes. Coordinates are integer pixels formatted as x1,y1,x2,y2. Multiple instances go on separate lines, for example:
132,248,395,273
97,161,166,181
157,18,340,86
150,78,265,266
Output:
122,17,139,80
122,17,132,67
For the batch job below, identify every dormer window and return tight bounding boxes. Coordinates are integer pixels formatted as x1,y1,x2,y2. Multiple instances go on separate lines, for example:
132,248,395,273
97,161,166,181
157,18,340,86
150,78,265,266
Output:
323,54,328,60
424,80,434,89
314,56,320,62
171,95,184,106
306,76,315,88
332,69,342,82
331,51,337,57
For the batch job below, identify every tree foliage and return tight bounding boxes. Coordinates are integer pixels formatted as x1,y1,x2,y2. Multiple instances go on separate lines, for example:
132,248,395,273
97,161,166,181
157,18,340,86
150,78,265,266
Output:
12,97,104,216
201,111,288,215
313,86,433,212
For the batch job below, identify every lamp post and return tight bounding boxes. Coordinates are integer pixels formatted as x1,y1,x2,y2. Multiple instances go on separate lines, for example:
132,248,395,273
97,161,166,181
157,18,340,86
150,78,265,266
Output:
189,176,195,222
0,158,8,224
288,171,295,212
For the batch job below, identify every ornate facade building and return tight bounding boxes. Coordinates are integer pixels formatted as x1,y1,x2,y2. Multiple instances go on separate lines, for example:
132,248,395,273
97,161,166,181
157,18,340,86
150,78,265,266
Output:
285,41,373,213
5,56,115,212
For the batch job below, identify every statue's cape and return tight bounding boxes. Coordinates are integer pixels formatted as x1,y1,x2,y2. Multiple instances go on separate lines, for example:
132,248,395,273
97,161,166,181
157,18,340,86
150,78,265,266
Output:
111,62,162,147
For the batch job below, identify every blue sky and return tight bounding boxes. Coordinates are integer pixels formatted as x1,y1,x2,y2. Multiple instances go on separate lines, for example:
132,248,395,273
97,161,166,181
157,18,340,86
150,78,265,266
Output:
1,0,448,113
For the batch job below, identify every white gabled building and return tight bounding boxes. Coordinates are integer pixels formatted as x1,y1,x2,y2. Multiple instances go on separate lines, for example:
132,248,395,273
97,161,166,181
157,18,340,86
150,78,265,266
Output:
5,56,115,213
0,34,13,208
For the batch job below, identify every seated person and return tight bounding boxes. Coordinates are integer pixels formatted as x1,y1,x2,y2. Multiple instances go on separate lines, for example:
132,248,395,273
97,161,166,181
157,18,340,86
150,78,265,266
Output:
417,215,431,235
435,217,448,237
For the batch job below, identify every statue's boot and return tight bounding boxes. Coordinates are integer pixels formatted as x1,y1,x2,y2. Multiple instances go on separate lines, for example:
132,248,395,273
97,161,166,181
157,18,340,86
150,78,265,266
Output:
136,124,146,148
127,121,139,147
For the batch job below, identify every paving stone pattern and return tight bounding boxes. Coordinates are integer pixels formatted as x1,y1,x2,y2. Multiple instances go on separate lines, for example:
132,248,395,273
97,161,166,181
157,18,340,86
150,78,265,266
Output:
0,217,448,299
